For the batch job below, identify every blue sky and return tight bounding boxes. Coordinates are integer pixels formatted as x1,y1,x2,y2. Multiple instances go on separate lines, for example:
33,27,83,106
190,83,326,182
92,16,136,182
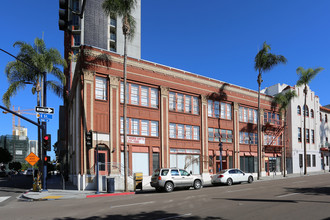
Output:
1,0,329,160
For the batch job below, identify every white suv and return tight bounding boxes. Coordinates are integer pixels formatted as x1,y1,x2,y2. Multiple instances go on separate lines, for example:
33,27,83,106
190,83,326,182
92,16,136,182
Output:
150,168,203,192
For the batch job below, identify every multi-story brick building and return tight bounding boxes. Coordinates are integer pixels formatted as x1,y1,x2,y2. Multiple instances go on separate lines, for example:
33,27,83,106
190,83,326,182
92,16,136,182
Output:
66,45,283,190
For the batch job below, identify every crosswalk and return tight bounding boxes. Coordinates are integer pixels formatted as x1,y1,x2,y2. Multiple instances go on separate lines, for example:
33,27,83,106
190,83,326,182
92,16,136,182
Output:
0,196,11,203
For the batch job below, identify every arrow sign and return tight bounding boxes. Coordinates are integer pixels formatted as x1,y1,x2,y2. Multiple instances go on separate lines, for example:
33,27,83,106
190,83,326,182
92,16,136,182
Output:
36,113,53,120
35,106,55,114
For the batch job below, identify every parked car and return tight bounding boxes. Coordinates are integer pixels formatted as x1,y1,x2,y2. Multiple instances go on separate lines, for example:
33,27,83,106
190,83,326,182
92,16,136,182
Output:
23,168,33,176
150,168,203,192
211,169,254,186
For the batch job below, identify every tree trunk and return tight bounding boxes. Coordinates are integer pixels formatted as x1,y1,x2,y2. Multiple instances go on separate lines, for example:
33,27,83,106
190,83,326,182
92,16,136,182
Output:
123,31,128,192
257,72,262,180
304,85,307,175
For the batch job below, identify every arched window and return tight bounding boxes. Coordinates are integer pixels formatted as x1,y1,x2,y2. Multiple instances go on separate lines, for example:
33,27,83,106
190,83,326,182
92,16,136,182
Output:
297,105,301,115
311,109,314,118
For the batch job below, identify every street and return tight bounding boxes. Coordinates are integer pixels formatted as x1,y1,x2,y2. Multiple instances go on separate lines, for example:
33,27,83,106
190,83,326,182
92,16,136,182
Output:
0,173,329,219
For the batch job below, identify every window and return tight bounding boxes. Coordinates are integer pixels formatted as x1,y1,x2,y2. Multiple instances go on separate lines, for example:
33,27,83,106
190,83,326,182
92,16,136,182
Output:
120,82,158,108
239,132,258,145
299,154,303,168
221,102,232,120
298,127,302,142
170,92,199,114
311,109,314,118
73,34,81,46
221,129,233,143
171,169,179,176
264,134,282,146
121,117,159,137
239,107,257,124
208,128,220,142
312,155,316,167
311,130,315,144
326,114,328,123
208,100,219,117
152,153,159,172
264,112,280,125
307,154,311,167
170,123,200,140
306,129,310,143
320,113,322,122
297,105,301,115
95,76,107,100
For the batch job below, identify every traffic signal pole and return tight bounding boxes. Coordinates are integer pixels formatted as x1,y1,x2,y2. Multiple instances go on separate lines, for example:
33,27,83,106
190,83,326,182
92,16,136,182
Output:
42,71,48,191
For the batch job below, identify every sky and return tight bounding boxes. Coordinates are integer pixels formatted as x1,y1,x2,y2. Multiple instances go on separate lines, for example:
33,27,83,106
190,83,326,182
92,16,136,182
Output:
0,0,329,160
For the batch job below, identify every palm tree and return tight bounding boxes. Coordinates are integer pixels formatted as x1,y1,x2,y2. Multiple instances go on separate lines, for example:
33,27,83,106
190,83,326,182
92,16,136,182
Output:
273,90,297,177
254,42,287,179
102,0,137,192
296,67,323,175
3,37,67,108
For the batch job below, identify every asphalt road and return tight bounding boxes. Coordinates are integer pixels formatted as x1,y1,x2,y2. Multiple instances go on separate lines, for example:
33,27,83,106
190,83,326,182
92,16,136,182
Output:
1,173,330,220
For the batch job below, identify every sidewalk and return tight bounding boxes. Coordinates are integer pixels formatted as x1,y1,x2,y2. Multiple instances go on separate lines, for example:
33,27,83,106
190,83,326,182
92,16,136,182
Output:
20,171,330,201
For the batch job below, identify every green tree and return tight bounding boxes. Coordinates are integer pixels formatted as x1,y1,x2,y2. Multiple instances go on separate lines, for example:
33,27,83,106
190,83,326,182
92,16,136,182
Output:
255,42,287,179
296,67,324,175
0,148,13,164
273,90,297,177
102,0,137,192
3,37,67,108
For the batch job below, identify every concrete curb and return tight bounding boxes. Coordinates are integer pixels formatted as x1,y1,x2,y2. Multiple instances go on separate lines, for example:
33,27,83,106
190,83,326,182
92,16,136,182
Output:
86,192,135,198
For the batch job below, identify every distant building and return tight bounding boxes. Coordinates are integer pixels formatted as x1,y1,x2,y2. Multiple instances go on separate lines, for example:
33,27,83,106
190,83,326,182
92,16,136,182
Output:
0,135,30,165
319,106,330,170
262,83,322,174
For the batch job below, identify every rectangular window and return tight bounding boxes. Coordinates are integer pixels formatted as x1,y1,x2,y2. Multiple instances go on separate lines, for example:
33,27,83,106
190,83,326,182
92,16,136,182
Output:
170,123,176,138
307,154,311,167
95,76,107,100
151,88,158,108
208,100,213,117
254,110,257,124
141,86,149,107
312,155,316,167
244,108,248,122
214,101,220,118
150,121,158,137
193,126,200,140
239,132,258,145
220,103,225,119
169,92,176,111
249,109,253,123
177,94,184,112
152,152,159,172
131,119,139,135
239,107,243,121
298,127,302,142
193,97,199,114
220,102,231,120
177,124,184,139
221,129,233,143
185,95,192,113
130,84,139,105
185,125,192,139
311,130,315,144
141,120,149,136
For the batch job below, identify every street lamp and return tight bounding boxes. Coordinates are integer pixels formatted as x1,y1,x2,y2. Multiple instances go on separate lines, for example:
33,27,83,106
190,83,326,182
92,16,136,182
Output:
219,142,223,172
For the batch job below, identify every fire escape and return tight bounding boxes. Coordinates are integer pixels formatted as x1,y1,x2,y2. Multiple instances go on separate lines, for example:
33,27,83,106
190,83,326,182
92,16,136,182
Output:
262,112,285,155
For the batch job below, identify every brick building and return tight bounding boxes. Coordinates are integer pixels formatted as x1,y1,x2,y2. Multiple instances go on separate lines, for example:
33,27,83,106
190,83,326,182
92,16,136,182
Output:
66,45,283,189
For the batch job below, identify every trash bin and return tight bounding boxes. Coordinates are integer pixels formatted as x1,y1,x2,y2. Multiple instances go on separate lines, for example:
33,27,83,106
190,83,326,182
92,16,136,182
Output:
107,178,115,193
134,172,143,191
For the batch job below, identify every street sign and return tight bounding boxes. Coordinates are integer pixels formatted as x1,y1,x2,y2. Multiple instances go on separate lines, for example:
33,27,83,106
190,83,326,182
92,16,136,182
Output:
36,113,53,120
35,106,55,114
39,118,50,122
25,152,40,166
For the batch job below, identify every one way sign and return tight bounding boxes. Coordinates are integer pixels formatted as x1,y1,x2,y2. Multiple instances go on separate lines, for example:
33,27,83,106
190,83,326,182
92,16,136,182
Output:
35,106,55,114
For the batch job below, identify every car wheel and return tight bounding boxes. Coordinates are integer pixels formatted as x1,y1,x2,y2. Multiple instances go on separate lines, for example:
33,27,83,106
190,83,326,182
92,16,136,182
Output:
164,182,174,192
227,178,233,186
193,180,202,190
248,176,253,183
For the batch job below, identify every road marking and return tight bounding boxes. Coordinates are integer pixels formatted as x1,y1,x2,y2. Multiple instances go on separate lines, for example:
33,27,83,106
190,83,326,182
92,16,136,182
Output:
0,196,10,203
157,213,192,220
110,201,154,208
276,193,299,198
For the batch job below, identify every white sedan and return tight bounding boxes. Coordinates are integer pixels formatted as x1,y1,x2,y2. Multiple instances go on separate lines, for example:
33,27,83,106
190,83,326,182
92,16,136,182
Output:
211,169,254,186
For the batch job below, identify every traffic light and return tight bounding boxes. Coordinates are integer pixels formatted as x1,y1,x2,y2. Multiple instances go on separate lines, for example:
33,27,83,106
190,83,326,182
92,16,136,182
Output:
43,134,51,151
59,0,69,31
86,130,92,148
44,156,51,162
